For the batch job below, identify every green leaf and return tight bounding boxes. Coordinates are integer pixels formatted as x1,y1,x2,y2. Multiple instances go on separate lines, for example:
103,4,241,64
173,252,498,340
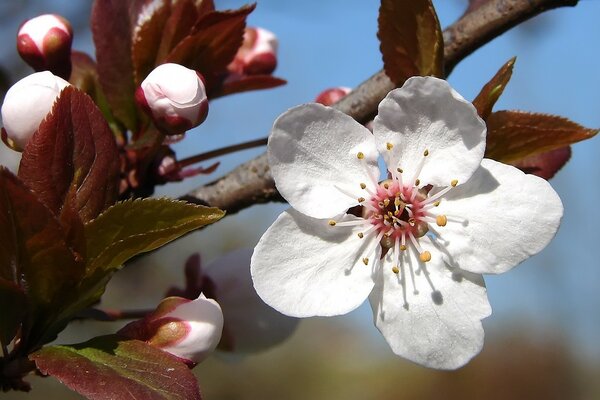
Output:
0,168,83,308
485,110,599,163
511,146,571,180
18,87,120,224
84,198,224,276
0,279,27,347
473,57,516,120
378,0,444,85
31,335,201,400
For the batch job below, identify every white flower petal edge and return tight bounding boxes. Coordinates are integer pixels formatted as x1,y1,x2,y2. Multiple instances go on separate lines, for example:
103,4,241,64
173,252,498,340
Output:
251,209,377,317
436,158,563,274
374,77,486,188
369,238,491,370
268,103,379,219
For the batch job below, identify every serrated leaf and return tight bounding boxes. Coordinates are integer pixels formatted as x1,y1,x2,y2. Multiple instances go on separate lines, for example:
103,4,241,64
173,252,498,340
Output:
84,198,224,276
154,0,200,64
92,0,146,131
485,110,599,163
0,168,83,308
473,57,515,120
18,87,120,225
511,146,571,180
214,75,287,98
166,4,255,83
378,0,444,85
31,335,201,400
0,279,27,346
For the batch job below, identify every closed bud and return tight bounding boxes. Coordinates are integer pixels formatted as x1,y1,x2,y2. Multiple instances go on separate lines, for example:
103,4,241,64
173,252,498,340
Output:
1,71,70,150
119,294,223,366
229,27,278,76
135,63,209,136
315,87,352,106
17,14,73,80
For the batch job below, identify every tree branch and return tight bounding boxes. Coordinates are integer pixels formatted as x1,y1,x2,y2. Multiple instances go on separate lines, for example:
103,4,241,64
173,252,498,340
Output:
182,0,578,214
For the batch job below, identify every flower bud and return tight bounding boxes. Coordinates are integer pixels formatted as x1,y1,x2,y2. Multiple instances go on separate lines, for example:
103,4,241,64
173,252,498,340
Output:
1,71,70,150
119,294,223,365
135,63,209,136
315,87,352,106
228,27,278,76
17,14,73,80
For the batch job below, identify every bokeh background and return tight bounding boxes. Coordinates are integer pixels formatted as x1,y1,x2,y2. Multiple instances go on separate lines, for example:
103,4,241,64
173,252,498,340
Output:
1,0,599,399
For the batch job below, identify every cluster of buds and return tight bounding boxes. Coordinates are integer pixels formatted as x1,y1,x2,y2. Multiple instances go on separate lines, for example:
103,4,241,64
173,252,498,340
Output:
227,27,278,76
135,63,209,136
315,87,351,106
17,14,73,80
119,295,223,366
1,71,70,150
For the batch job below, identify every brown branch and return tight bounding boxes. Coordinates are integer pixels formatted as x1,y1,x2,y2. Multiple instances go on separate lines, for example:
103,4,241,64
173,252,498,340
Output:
182,0,578,214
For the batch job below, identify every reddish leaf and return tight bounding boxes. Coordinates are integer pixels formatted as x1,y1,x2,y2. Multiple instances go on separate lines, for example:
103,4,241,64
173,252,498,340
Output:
511,146,571,180
473,57,515,120
132,0,173,85
155,0,199,64
485,110,598,163
195,0,215,17
0,279,27,346
18,87,120,224
91,0,145,131
214,75,287,98
31,335,201,400
166,4,255,80
378,0,444,85
0,168,83,308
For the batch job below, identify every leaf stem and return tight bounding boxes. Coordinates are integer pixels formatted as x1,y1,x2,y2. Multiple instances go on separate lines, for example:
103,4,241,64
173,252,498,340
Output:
177,137,268,168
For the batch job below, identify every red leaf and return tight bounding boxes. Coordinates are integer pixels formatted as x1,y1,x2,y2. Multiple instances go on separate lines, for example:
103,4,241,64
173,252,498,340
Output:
18,87,120,224
31,335,202,400
91,0,146,131
473,57,515,120
485,110,598,163
378,0,444,85
0,279,27,346
154,0,200,64
214,75,286,98
511,146,571,180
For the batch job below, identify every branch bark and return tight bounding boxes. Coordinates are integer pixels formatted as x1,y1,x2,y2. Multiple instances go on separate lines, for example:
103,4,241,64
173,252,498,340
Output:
182,0,578,214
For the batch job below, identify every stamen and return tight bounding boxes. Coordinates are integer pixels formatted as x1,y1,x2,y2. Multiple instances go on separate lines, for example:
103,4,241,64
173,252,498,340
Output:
423,149,429,157
415,179,420,186
334,219,369,227
419,251,432,263
386,142,394,150
362,257,369,265
357,152,364,160
436,215,447,227
410,149,428,184
451,179,458,187
392,266,399,274
358,197,365,203
328,220,336,226
357,232,364,238
360,183,367,189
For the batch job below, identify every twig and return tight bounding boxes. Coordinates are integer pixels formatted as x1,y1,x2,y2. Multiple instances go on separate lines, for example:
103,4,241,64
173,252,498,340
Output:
182,0,578,214
177,137,267,168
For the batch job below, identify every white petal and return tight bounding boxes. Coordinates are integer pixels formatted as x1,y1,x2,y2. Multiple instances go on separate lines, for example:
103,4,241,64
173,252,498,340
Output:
205,248,299,353
373,76,486,187
436,159,563,274
369,242,491,370
268,103,379,219
251,209,377,317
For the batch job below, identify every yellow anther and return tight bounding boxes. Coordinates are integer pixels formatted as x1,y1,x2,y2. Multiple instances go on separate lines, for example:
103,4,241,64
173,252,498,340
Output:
328,220,336,226
433,200,441,207
423,149,429,157
392,266,400,274
415,179,420,186
436,215,448,227
383,182,389,189
362,257,369,265
408,218,416,226
397,168,403,173
358,197,365,203
394,197,401,207
360,183,367,189
378,201,384,208
451,179,458,187
387,211,394,218
357,232,364,238
383,198,390,207
400,245,407,251
357,152,365,160
419,251,432,263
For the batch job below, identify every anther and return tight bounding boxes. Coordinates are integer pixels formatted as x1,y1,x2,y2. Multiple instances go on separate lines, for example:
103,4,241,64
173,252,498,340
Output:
419,251,432,262
383,182,389,189
433,201,441,207
394,197,401,207
408,218,416,227
378,201,384,208
362,257,369,265
357,232,364,238
415,179,420,186
386,142,394,150
360,183,367,189
397,168,403,173
383,198,390,207
436,215,447,227
357,152,365,160
400,245,407,251
328,220,336,226
358,197,365,203
392,266,400,274
451,179,458,187
423,149,429,157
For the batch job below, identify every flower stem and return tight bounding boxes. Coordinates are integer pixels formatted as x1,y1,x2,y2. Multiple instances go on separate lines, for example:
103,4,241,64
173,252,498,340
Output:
177,137,268,168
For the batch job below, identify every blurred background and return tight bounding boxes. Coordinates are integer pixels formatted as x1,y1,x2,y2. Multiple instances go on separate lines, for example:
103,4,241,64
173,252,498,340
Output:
1,0,599,399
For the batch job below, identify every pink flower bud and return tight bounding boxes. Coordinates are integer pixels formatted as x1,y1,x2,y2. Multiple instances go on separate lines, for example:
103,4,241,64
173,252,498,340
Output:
1,71,70,150
119,295,223,365
17,14,73,80
315,87,352,106
229,27,278,76
135,63,209,136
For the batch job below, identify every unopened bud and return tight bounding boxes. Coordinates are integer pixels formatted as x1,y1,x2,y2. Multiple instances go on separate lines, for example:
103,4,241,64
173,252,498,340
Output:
229,27,278,76
119,294,223,365
17,14,73,80
315,87,352,106
1,71,70,150
136,63,209,136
